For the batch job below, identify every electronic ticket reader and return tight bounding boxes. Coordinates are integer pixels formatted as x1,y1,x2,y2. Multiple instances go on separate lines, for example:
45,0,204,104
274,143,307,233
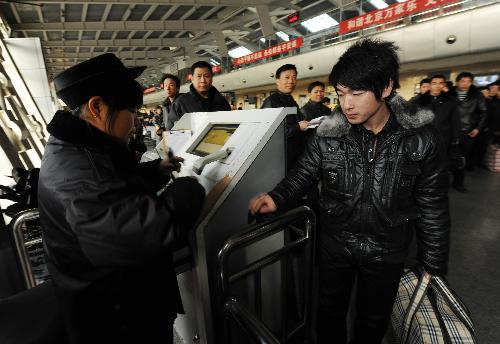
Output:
161,108,295,344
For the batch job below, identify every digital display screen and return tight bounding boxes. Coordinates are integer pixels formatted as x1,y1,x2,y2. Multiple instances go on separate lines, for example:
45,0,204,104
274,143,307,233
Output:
190,124,239,157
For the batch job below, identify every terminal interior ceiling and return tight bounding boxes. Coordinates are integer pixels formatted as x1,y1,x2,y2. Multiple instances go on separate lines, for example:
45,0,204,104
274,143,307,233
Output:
1,0,500,343
0,0,346,87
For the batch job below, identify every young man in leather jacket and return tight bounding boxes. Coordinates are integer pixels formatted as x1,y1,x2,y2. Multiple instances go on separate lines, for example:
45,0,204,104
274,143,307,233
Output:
250,39,450,344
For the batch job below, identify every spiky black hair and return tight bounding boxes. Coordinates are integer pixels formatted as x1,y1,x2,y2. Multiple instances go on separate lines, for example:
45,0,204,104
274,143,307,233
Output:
329,39,400,99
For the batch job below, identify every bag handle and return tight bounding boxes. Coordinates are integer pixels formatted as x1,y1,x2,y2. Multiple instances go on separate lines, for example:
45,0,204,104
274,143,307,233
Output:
431,276,475,335
400,271,432,344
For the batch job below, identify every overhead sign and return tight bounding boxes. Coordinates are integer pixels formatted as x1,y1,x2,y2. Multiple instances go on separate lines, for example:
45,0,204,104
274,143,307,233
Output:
287,12,300,24
233,37,303,67
339,0,458,34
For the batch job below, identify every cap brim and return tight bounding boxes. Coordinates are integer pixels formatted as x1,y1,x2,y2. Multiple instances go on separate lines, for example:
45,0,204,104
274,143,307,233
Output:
127,66,147,79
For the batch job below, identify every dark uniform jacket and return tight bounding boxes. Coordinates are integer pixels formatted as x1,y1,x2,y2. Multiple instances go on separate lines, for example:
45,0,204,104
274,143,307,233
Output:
300,100,332,121
411,92,461,149
38,111,205,344
169,84,230,127
449,85,488,132
269,95,450,275
261,91,306,170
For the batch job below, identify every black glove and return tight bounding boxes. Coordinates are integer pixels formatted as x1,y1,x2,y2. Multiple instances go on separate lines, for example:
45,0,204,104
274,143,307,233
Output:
161,177,205,222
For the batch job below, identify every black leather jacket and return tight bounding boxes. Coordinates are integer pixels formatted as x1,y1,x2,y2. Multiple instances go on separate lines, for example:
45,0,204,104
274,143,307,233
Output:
411,92,461,148
301,100,332,121
449,85,488,132
262,91,306,170
170,84,230,126
269,96,450,275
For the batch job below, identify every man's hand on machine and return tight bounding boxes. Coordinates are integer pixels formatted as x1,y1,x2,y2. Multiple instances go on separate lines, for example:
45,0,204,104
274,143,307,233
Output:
249,193,277,215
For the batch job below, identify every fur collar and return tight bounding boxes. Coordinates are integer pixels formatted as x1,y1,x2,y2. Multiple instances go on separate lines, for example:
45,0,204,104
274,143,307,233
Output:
316,95,434,138
47,110,136,167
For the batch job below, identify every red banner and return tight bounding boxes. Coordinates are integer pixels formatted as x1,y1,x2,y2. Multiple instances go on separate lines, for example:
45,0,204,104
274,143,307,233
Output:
339,0,458,34
212,65,221,74
233,37,303,66
143,87,156,94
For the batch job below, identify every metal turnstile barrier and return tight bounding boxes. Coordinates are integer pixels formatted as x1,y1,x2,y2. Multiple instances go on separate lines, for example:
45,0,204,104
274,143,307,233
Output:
10,209,50,289
217,206,316,344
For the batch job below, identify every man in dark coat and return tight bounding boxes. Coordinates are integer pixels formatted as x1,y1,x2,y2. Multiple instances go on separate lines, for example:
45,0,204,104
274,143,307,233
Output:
301,81,332,121
169,61,230,126
449,72,488,191
409,78,431,103
250,40,450,344
261,64,309,171
38,53,205,344
411,74,461,159
161,73,182,130
488,80,500,144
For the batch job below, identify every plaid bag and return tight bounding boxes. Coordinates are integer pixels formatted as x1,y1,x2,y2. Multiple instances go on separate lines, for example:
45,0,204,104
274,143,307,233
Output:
388,270,476,344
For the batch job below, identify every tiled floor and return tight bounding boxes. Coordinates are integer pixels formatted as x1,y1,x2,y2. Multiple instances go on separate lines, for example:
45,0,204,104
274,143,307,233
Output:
172,169,500,343
447,168,500,343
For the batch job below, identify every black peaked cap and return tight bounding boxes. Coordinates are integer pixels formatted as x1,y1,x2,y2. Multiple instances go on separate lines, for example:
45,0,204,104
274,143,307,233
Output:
54,53,146,109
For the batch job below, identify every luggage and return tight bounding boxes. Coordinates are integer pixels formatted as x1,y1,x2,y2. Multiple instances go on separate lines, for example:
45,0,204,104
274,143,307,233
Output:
387,270,476,344
484,144,500,172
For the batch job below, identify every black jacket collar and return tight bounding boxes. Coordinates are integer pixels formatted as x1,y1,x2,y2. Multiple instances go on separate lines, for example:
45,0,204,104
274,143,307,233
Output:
47,110,137,168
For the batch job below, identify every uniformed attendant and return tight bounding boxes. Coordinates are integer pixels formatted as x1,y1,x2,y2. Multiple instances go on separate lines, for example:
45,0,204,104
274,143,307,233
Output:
38,53,205,344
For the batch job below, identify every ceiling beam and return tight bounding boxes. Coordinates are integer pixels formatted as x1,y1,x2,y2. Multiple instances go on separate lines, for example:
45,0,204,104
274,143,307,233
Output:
48,59,160,67
42,38,204,48
18,0,286,6
256,5,275,37
214,30,228,56
13,20,220,32
46,50,176,59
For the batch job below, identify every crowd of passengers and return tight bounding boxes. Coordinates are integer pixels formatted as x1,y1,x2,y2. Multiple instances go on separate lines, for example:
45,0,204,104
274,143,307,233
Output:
142,60,500,193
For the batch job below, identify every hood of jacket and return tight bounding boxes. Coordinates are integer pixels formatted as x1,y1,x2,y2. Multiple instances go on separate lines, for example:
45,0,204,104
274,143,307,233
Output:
316,95,434,138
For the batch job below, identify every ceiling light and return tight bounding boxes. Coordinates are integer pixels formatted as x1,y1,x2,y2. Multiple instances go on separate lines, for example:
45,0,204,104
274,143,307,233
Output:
276,31,290,41
260,38,266,43
210,58,220,65
369,0,388,9
228,46,253,59
301,13,339,33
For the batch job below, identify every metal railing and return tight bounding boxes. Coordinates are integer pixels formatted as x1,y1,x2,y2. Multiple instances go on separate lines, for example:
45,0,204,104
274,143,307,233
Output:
217,206,316,343
10,209,50,289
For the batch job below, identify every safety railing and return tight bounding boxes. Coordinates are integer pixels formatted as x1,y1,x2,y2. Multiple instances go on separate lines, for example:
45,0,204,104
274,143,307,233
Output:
217,206,316,343
10,209,50,289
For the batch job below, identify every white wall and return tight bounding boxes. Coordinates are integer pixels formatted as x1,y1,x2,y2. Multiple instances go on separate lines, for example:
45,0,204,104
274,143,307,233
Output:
4,37,57,123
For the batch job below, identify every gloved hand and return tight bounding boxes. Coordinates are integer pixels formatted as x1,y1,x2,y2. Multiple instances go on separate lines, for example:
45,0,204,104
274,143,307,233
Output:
160,177,205,245
161,177,205,222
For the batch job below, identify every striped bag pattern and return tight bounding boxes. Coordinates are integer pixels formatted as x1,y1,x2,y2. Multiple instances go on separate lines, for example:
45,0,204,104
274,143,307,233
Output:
387,270,476,344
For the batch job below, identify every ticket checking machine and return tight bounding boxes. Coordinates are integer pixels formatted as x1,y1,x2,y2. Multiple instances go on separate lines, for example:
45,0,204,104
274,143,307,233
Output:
161,107,295,343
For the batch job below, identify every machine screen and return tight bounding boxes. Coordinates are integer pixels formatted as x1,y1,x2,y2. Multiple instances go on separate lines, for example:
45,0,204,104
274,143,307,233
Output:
190,124,239,157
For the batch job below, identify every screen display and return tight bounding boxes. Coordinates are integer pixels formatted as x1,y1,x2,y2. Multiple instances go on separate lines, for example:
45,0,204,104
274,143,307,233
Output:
190,124,239,157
